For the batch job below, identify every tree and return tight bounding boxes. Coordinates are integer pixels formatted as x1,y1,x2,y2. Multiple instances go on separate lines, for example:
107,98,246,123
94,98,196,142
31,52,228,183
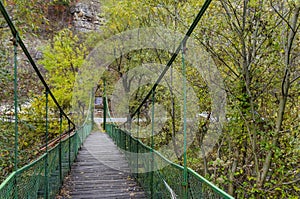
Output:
192,0,300,197
38,29,87,111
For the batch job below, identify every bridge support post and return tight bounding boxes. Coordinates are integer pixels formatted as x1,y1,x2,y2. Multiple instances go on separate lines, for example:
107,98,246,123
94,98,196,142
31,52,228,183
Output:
136,112,139,178
181,41,188,199
13,33,19,199
45,90,49,199
103,79,107,131
91,88,94,129
151,90,155,199
68,120,71,171
59,112,63,184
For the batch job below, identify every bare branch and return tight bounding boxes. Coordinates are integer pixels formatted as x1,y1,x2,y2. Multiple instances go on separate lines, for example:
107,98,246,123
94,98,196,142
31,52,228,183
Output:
282,178,300,185
220,0,242,35
270,1,295,32
290,74,300,84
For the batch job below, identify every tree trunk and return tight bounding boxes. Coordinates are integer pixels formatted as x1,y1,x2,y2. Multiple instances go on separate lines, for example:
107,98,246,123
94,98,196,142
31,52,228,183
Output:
259,4,300,188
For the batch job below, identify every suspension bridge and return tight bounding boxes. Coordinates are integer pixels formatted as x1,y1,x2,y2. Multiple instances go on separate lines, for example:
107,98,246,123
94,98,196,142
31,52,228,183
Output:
0,0,234,198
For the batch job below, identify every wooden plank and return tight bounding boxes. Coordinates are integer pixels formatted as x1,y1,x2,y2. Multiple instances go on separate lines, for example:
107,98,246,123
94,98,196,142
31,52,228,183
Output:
58,132,147,199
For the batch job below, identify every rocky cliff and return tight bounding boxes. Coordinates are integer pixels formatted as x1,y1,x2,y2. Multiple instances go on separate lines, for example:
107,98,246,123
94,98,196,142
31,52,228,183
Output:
70,0,105,32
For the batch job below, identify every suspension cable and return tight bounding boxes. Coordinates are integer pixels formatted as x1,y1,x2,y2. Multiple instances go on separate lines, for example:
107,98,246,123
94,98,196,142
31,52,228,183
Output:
0,1,75,129
130,0,213,120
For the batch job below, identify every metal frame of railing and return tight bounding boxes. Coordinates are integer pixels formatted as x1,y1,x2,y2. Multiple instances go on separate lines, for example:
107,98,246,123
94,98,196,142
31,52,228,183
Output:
0,123,93,198
0,87,93,198
106,124,234,199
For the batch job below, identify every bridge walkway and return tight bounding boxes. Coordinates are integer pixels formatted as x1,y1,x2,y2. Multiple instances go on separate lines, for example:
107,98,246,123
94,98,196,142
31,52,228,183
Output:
60,132,146,199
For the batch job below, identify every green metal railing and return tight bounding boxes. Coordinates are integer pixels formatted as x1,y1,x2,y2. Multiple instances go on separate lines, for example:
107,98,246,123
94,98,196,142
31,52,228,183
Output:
0,122,92,199
106,124,234,199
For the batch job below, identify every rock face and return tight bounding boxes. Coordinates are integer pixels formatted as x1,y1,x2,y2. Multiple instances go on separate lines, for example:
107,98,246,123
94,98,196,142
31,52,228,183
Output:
70,0,105,32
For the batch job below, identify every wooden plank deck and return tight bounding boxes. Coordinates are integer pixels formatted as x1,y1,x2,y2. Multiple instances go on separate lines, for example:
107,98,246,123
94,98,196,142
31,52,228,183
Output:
58,132,146,199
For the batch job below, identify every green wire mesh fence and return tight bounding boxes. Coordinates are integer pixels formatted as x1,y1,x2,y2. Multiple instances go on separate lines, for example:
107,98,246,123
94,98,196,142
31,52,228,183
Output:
0,122,92,199
106,124,234,199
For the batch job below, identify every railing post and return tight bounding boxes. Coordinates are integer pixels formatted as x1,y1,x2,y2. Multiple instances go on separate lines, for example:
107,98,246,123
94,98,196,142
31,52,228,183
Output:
119,129,121,148
103,79,107,131
122,131,124,149
75,128,78,158
59,112,63,184
151,90,155,199
122,130,125,150
91,88,94,129
129,127,132,169
136,112,140,178
181,42,188,199
45,89,49,199
114,126,117,143
115,126,116,142
13,33,19,199
81,125,84,145
124,130,127,151
68,120,71,171
118,129,121,147
115,128,118,145
120,130,123,149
